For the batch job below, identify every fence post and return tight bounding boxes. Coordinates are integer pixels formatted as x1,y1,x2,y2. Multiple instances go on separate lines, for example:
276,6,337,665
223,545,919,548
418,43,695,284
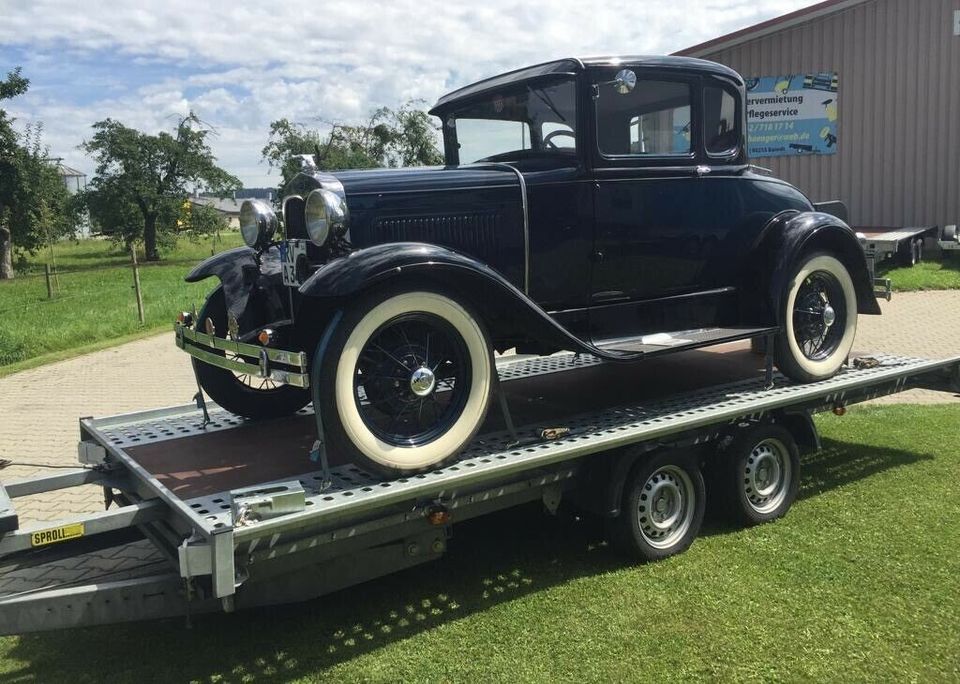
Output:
130,244,145,324
44,263,54,299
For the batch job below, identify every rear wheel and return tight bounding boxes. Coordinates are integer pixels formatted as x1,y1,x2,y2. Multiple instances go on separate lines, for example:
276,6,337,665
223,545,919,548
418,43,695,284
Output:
775,253,858,383
608,450,705,562
316,288,494,477
193,287,310,419
714,423,800,526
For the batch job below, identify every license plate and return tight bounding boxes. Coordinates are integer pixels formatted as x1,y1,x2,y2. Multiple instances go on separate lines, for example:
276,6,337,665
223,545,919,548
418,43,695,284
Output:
30,522,84,547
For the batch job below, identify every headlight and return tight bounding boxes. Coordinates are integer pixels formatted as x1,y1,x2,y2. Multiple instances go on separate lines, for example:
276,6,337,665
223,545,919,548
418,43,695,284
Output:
304,188,349,246
239,199,278,248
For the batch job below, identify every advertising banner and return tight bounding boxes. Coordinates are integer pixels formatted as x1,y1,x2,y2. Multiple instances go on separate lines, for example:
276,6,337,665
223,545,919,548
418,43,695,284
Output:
745,72,838,158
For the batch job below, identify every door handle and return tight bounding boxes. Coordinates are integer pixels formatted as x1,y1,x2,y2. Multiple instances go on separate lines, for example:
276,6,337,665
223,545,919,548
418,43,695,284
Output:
696,165,712,177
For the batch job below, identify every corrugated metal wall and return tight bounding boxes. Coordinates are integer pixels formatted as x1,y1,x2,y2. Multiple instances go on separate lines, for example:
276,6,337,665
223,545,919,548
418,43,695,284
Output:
695,0,960,229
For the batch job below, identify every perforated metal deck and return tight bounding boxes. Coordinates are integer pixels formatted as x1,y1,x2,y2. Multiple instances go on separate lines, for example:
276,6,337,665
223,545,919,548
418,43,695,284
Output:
82,352,954,541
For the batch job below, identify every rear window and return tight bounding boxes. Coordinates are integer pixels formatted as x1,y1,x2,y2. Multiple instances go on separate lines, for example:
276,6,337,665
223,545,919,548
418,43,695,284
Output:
704,84,740,155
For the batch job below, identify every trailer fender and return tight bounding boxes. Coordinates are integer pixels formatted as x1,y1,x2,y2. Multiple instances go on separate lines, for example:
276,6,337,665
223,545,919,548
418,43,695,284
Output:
775,409,821,453
298,242,603,357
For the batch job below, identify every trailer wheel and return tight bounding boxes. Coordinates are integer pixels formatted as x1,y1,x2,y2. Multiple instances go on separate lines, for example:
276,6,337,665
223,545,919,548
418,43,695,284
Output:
716,423,800,526
609,450,705,562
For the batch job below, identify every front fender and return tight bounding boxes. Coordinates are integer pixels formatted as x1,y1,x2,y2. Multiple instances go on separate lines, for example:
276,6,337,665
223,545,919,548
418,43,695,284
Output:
758,212,881,324
299,242,622,359
185,246,257,284
185,246,284,326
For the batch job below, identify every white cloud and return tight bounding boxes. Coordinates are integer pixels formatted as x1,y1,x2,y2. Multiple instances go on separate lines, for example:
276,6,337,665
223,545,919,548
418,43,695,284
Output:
0,0,819,187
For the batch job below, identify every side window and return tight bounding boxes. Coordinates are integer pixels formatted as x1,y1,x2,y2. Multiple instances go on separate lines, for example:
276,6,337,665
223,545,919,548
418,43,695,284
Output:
455,119,531,164
596,79,692,157
704,84,739,155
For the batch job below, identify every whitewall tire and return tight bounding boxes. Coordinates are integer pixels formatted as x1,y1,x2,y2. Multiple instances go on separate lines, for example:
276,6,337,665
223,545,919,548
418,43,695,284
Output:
775,253,858,383
316,289,493,476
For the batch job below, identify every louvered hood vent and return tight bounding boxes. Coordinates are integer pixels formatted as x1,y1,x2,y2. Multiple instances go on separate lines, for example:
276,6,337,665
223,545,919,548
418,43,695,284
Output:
364,213,502,260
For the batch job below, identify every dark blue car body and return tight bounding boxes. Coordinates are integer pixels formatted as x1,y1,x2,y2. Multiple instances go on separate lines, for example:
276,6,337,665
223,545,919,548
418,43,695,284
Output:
188,56,879,363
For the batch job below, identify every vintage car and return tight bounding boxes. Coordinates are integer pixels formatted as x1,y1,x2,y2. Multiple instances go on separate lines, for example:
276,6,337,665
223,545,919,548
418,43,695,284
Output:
174,56,880,476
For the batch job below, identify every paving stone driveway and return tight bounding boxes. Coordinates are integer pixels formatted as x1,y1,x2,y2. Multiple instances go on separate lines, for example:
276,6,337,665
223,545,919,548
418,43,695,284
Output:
0,291,957,524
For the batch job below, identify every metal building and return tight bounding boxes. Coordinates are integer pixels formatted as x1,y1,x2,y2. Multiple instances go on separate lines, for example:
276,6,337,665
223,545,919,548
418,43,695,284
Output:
676,0,960,231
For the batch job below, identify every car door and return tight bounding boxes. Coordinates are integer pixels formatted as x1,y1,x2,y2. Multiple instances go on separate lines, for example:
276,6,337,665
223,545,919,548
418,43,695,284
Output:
588,70,743,341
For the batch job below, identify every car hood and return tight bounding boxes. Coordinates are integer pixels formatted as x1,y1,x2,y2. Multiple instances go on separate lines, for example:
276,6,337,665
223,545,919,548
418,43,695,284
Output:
331,165,520,196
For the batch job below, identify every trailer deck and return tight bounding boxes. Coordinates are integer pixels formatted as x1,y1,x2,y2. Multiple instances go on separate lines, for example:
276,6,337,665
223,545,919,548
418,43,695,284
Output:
1,345,957,635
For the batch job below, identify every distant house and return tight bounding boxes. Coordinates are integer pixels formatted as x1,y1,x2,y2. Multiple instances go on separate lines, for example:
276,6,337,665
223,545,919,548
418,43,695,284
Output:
56,162,90,237
189,195,244,229
57,163,87,195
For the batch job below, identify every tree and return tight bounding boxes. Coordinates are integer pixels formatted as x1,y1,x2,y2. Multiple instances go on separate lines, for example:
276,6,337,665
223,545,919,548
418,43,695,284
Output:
261,100,444,188
80,113,241,261
0,68,76,279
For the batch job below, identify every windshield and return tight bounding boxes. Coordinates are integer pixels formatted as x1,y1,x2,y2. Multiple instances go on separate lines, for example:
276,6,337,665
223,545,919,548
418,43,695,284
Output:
444,77,577,164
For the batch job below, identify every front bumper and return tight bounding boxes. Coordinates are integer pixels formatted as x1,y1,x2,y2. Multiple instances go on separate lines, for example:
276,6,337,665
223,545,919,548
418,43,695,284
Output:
174,322,311,389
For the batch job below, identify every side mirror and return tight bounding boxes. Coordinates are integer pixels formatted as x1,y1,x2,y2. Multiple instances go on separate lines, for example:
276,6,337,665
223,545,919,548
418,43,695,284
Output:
594,69,638,100
613,69,637,94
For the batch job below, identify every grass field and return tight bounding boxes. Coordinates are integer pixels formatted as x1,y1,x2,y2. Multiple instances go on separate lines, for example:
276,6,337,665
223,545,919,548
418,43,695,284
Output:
0,234,242,375
879,255,960,291
0,404,956,682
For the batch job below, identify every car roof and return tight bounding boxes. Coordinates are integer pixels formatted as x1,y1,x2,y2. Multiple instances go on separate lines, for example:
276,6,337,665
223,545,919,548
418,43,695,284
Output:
429,56,742,114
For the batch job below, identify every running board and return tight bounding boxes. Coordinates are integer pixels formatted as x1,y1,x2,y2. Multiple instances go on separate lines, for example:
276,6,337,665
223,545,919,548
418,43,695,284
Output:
596,326,777,357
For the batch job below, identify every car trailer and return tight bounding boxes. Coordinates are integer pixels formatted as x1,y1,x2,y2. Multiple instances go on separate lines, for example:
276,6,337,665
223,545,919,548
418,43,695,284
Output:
859,225,940,269
0,346,958,635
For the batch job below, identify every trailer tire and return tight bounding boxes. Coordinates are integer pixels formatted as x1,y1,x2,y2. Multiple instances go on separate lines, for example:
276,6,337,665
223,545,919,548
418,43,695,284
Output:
608,450,705,562
716,423,800,526
897,240,916,267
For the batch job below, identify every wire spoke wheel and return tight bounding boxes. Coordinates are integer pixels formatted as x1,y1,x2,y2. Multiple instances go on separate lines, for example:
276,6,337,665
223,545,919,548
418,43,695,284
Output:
353,313,472,447
792,270,847,361
191,286,310,420
742,437,791,515
636,465,697,549
227,352,279,391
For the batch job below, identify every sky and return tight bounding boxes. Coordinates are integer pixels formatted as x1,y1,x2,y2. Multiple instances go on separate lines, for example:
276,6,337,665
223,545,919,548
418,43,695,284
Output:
0,0,821,188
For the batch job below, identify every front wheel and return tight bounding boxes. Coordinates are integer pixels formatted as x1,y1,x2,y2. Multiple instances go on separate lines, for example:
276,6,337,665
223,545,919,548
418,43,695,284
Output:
315,288,494,477
193,287,311,419
775,253,858,383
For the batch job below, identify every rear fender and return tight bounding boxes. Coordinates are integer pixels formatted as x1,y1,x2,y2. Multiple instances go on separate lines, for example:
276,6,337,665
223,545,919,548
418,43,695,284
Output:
750,211,881,325
299,242,602,357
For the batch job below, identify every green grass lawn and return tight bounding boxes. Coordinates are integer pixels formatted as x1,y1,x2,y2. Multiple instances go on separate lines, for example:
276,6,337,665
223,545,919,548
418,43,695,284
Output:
0,234,242,375
0,404,957,682
879,254,960,291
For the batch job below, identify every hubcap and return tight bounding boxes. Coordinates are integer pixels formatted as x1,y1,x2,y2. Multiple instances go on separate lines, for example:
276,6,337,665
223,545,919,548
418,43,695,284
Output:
353,312,471,447
743,438,791,514
637,465,696,549
822,305,836,327
409,366,436,397
792,270,847,361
